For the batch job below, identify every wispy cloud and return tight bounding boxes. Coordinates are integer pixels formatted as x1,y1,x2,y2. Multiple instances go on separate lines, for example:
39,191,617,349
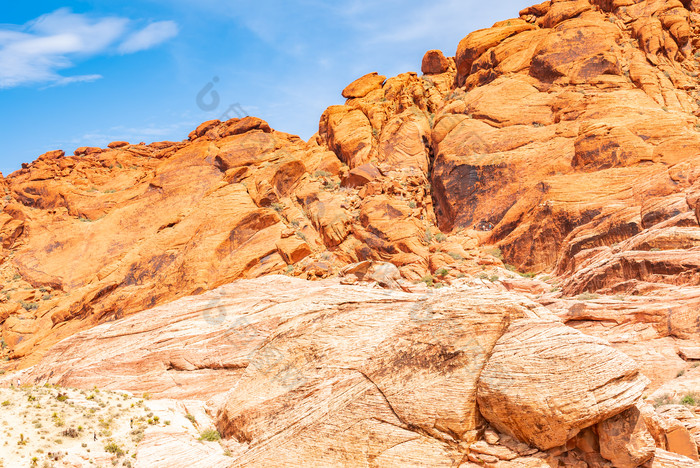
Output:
0,9,179,89
43,74,103,89
118,21,179,54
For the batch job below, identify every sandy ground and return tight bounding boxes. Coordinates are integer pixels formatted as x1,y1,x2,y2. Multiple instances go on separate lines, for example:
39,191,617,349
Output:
0,384,222,468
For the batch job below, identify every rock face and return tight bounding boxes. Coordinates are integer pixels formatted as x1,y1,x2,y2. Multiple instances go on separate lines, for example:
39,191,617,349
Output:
598,406,657,467
5,0,700,370
4,277,654,466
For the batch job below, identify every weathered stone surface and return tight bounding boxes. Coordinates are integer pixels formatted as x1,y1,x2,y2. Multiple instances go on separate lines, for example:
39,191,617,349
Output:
649,448,700,467
341,163,381,188
597,406,656,467
5,277,564,466
422,49,451,74
341,72,386,98
549,290,700,391
319,105,374,167
477,319,649,450
74,146,103,156
338,261,403,289
275,236,312,264
540,0,593,28
455,20,536,84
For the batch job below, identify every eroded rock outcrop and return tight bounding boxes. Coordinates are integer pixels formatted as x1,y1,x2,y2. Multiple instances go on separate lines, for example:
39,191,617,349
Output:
3,277,661,467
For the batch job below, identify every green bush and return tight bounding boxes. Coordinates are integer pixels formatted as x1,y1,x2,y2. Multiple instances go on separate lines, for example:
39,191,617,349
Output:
104,441,125,457
199,429,221,442
20,300,38,311
681,394,697,406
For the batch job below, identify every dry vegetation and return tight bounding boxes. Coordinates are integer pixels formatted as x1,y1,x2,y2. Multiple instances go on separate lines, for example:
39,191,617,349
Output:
0,384,163,467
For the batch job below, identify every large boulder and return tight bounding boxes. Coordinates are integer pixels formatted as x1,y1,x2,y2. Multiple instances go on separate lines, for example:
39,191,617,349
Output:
476,319,650,450
341,72,386,98
455,19,536,84
422,50,450,74
598,406,657,467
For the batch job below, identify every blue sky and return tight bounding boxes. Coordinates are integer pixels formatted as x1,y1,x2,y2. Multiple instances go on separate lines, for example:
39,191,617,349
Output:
0,1,532,175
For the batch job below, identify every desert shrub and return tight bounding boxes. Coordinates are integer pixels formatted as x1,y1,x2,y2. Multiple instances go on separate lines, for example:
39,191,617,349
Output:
199,429,221,441
487,248,502,260
577,292,599,301
104,441,125,457
681,393,698,406
653,394,674,407
62,427,79,438
20,300,38,311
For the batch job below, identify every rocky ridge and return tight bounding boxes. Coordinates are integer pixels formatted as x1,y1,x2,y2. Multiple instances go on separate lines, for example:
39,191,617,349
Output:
0,0,700,466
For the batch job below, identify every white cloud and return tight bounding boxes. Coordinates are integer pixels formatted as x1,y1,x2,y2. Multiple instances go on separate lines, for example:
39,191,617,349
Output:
44,74,103,88
0,9,179,89
118,21,179,54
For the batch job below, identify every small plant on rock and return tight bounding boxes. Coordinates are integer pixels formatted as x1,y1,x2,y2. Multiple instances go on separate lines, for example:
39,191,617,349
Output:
199,429,221,442
681,393,698,406
577,292,599,301
104,441,125,457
